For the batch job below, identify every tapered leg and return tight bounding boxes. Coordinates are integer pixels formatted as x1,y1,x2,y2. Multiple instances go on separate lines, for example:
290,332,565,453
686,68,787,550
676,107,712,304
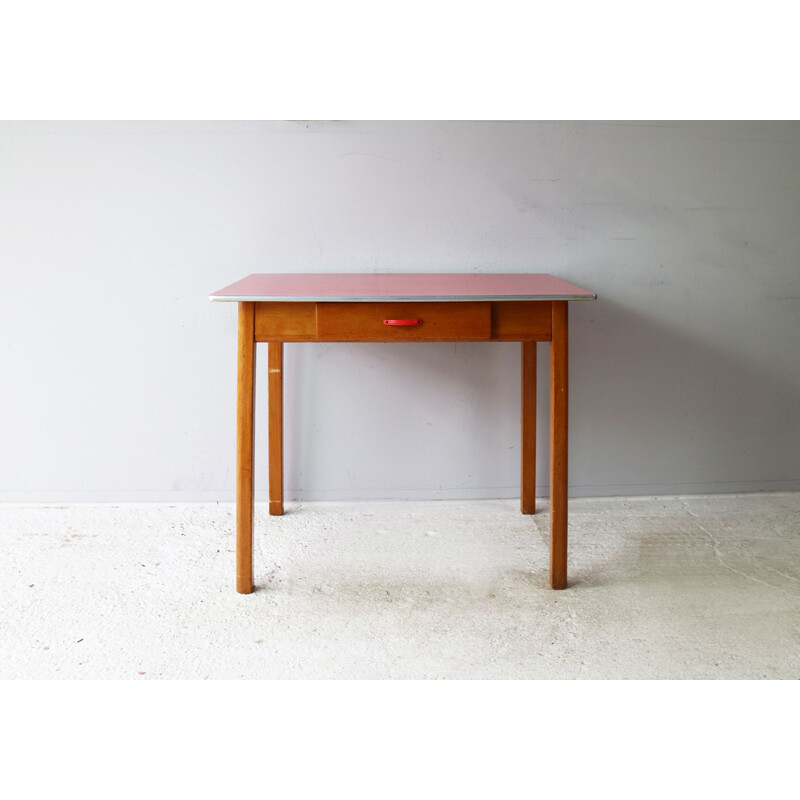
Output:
236,302,256,593
550,301,568,589
521,341,537,514
268,342,284,516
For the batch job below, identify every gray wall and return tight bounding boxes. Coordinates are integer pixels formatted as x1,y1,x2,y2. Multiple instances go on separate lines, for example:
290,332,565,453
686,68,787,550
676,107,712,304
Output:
1,120,798,502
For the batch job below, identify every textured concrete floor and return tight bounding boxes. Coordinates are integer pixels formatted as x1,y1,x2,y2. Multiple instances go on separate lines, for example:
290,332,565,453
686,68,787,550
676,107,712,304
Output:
1,493,798,679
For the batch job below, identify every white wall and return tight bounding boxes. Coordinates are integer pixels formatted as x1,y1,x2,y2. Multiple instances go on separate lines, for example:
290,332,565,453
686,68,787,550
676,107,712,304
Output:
1,120,798,502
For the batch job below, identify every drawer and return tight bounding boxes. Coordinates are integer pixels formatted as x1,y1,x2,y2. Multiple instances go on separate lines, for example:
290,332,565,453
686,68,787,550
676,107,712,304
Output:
317,302,491,341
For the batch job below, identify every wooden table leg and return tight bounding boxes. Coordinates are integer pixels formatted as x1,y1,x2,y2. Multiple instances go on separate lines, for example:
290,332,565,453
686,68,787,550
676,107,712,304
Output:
268,342,284,516
550,301,568,589
521,341,536,514
236,302,256,593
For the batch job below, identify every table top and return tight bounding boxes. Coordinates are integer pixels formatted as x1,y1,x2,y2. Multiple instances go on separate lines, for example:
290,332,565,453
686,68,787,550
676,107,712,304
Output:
210,273,597,302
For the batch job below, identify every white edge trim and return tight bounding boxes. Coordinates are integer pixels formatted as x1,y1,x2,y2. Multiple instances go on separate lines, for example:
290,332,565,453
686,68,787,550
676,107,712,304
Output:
209,294,598,302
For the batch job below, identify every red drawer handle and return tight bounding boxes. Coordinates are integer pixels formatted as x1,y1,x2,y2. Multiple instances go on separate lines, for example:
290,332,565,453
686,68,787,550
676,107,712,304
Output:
384,318,423,326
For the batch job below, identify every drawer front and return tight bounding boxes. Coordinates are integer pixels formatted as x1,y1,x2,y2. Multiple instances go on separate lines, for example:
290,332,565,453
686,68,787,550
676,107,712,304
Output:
317,302,491,341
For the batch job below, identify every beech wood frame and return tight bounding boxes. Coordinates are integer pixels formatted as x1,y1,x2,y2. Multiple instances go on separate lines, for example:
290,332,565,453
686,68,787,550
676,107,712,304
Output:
235,299,569,593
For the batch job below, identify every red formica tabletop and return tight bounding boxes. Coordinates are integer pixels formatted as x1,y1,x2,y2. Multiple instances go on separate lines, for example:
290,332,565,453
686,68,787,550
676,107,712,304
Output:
210,273,597,302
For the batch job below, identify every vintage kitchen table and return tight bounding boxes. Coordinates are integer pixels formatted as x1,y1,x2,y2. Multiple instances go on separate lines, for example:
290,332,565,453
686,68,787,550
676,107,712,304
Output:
211,273,597,593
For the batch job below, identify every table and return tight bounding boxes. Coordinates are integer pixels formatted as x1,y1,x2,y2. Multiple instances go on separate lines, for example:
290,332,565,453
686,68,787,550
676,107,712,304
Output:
211,273,596,593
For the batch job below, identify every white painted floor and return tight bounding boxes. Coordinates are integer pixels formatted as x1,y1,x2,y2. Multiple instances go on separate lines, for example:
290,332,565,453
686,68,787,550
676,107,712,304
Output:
2,493,798,679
